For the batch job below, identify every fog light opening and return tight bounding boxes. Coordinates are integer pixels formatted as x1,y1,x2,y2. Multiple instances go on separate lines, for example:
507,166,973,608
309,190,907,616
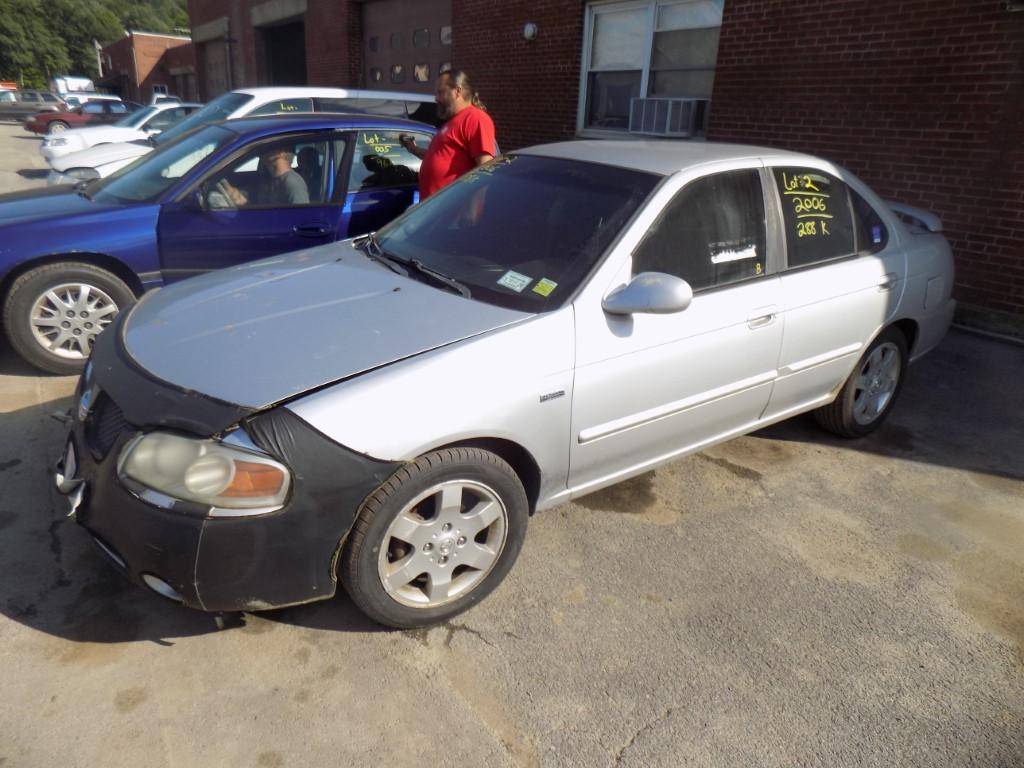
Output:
141,573,184,603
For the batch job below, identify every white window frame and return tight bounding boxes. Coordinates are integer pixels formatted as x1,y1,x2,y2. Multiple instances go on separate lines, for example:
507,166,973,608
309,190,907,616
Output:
577,0,722,139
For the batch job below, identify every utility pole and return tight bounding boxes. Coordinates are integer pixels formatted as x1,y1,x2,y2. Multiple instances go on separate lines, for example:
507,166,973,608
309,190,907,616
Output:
94,39,104,77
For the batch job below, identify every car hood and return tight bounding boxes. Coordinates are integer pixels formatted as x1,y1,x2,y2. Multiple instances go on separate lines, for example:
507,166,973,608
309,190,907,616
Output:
58,126,146,144
123,242,531,410
0,185,120,225
50,140,151,172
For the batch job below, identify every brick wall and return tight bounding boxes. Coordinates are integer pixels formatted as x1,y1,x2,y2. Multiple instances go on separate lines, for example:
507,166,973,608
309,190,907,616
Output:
453,0,584,151
709,0,1024,330
305,0,361,87
132,33,193,102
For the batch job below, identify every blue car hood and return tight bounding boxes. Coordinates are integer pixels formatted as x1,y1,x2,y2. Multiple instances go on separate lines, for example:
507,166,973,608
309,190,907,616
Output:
123,242,531,409
0,185,122,225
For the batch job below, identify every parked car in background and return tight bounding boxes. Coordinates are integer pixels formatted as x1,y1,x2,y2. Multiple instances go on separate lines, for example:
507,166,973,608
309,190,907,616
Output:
24,100,138,135
150,94,183,105
43,87,441,182
40,102,203,162
51,141,956,628
0,90,64,121
1,113,434,373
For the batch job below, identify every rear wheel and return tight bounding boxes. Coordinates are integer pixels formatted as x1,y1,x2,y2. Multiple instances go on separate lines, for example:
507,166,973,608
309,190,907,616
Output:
3,262,134,375
340,448,529,628
47,121,69,134
814,327,908,438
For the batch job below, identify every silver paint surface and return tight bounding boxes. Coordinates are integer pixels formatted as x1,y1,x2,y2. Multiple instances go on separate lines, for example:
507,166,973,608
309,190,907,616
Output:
124,242,530,408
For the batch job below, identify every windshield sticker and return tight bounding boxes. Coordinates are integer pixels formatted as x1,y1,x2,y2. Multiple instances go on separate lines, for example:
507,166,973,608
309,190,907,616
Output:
497,270,532,293
532,278,558,297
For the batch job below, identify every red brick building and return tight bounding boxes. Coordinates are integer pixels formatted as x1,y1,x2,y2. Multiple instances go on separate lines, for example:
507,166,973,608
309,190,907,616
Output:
186,0,1023,335
100,31,197,104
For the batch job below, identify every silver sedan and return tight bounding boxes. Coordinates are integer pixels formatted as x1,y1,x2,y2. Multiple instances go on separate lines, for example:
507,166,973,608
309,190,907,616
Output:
56,140,955,628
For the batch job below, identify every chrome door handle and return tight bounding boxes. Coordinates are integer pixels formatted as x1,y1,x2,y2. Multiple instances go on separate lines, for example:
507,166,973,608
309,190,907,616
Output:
878,272,899,291
747,305,777,329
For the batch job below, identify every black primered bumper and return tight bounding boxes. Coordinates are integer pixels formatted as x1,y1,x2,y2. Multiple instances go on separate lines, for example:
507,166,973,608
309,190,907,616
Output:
61,318,401,612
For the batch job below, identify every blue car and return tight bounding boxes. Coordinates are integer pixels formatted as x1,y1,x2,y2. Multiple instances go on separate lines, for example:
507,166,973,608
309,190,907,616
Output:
0,114,434,374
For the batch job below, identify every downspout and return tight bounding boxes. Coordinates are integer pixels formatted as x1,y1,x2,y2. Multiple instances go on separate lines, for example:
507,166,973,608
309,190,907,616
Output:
224,27,234,91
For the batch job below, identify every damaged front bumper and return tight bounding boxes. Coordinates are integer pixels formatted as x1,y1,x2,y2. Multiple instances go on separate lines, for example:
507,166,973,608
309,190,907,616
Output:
54,316,401,612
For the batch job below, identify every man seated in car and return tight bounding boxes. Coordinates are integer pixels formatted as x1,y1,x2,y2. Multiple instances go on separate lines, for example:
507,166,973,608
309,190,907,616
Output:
216,146,309,207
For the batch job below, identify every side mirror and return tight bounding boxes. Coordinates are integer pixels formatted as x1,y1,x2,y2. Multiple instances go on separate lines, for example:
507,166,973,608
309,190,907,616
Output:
602,272,693,316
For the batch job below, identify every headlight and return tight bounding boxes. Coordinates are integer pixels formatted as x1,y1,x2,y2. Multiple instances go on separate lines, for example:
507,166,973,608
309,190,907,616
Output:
47,138,68,147
118,431,291,516
66,167,100,181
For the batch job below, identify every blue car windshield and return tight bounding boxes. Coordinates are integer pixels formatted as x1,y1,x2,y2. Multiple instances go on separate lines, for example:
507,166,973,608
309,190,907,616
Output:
92,125,235,204
152,92,253,146
376,155,659,312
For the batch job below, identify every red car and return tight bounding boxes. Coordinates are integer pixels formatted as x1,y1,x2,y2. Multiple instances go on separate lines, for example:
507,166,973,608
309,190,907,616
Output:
24,100,134,135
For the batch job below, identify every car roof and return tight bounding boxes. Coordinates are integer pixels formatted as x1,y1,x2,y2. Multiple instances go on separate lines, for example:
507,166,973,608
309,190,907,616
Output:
151,101,203,111
517,140,816,176
219,112,435,135
232,86,435,104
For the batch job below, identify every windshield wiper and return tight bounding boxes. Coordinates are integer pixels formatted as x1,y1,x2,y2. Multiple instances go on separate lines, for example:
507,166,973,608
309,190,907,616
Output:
406,258,472,299
355,234,471,298
356,232,407,276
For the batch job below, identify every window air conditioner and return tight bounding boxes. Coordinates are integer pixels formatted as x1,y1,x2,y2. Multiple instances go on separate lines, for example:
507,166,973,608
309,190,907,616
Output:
628,97,709,138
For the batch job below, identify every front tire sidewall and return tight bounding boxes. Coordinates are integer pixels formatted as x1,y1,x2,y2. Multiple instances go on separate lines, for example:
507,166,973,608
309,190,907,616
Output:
3,263,134,375
342,449,529,629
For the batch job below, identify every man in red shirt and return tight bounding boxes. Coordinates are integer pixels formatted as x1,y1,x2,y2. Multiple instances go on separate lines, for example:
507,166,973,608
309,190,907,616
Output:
400,69,496,198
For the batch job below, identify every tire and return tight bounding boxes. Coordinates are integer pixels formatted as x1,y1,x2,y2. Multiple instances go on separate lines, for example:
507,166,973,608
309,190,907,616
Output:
814,326,908,438
47,121,69,134
340,447,529,628
3,262,135,375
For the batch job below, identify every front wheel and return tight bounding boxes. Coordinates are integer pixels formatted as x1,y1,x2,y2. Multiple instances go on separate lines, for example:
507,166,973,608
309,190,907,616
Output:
814,326,908,438
3,262,135,375
340,448,529,628
47,120,69,134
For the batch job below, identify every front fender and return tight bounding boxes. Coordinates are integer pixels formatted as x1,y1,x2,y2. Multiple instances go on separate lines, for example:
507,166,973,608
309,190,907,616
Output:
286,309,576,507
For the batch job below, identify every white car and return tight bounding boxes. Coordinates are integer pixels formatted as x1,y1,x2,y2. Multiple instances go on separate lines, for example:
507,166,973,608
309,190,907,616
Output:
61,93,122,109
45,87,438,185
40,102,202,162
54,141,954,627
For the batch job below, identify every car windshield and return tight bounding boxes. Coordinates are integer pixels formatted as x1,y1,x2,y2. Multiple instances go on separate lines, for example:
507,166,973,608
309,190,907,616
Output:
92,125,235,204
375,155,659,311
153,92,252,146
115,105,157,128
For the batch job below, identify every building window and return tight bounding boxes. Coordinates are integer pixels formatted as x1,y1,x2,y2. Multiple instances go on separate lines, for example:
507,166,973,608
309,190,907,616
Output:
413,28,430,48
390,64,405,83
390,32,403,50
370,67,382,83
440,26,452,46
439,62,451,75
153,84,169,95
579,0,723,133
368,36,379,52
414,63,430,83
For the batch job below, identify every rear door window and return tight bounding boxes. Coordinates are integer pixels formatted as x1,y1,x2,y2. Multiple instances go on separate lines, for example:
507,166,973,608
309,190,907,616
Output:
772,167,857,268
347,129,426,192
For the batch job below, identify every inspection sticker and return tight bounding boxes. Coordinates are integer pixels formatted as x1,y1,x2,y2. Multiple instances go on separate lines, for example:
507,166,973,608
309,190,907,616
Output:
532,278,558,297
497,270,532,292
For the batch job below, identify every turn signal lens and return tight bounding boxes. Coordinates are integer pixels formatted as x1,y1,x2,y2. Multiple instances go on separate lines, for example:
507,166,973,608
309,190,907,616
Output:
222,461,287,498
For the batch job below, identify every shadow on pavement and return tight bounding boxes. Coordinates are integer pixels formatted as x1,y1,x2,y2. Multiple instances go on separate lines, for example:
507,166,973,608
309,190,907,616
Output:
752,329,1024,482
16,168,48,180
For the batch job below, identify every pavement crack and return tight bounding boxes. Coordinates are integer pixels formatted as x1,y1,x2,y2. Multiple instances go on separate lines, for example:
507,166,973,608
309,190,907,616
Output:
613,707,674,767
444,621,498,649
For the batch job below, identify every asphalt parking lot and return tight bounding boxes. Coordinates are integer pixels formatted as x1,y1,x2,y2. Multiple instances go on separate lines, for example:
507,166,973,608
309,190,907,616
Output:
0,121,1022,768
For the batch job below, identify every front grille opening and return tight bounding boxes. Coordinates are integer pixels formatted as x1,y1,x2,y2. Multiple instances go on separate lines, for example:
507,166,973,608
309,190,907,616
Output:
85,392,131,460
